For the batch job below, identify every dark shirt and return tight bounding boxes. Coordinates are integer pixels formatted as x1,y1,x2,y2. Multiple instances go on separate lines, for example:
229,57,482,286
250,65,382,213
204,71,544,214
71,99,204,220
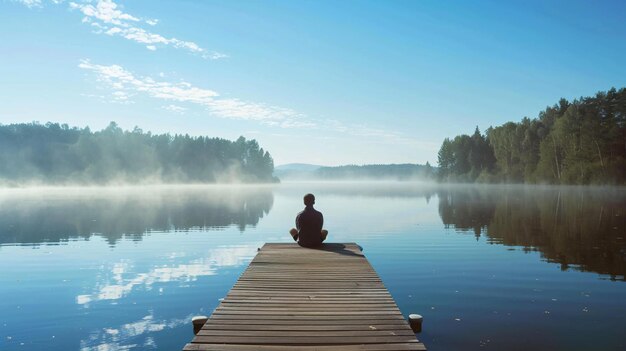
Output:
296,205,324,247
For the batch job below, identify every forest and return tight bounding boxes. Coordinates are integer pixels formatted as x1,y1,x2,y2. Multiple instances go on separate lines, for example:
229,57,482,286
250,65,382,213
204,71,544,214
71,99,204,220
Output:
0,122,276,184
437,88,626,184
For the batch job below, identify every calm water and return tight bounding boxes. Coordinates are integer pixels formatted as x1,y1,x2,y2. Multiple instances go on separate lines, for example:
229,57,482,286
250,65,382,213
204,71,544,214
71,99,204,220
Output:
0,183,625,351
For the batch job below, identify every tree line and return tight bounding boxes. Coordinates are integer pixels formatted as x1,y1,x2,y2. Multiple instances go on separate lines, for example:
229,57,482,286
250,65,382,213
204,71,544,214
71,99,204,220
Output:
0,121,276,184
438,88,626,184
315,163,435,180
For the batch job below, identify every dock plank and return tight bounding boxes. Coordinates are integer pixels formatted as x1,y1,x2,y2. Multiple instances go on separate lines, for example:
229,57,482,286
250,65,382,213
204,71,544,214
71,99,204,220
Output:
183,243,425,351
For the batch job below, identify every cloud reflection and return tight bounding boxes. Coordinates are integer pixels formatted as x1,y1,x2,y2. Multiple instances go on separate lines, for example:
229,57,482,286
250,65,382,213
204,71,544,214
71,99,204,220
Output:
79,312,191,351
77,244,259,305
77,244,260,350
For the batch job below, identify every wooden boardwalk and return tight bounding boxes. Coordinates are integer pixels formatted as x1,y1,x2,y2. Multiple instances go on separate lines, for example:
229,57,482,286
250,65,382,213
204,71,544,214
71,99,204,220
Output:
183,243,426,351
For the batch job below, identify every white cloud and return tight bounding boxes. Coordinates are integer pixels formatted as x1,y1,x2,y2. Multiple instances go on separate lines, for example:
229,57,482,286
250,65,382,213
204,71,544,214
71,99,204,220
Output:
77,59,413,142
14,0,43,8
18,1,226,58
68,0,227,58
14,0,64,7
79,59,307,125
106,26,167,44
162,104,187,114
69,0,139,26
111,90,132,102
203,51,229,60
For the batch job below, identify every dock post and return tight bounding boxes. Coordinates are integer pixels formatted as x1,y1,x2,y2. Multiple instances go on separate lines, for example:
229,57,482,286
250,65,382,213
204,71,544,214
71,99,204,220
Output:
409,314,423,333
191,316,208,335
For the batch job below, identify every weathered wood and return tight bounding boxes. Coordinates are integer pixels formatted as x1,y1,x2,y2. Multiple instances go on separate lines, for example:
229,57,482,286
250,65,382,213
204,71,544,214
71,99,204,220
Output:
200,324,412,331
201,319,411,326
183,243,425,351
184,344,427,351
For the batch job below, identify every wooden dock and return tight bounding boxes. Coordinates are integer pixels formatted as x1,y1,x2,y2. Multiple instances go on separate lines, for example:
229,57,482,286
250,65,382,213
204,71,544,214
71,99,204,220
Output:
183,243,426,351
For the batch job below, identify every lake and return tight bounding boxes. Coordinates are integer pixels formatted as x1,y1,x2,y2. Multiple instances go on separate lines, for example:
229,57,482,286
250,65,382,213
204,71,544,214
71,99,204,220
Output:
0,183,625,351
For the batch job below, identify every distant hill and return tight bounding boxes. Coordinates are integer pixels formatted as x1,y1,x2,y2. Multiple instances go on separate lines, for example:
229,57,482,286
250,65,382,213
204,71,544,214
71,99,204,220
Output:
274,163,322,179
275,163,323,172
275,163,436,181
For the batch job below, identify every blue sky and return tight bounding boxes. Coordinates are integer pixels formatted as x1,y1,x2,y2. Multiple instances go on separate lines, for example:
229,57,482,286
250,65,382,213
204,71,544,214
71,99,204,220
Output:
1,0,625,166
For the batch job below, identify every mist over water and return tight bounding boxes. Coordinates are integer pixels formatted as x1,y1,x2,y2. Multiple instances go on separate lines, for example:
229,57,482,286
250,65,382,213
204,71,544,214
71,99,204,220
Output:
0,185,274,245
0,182,625,350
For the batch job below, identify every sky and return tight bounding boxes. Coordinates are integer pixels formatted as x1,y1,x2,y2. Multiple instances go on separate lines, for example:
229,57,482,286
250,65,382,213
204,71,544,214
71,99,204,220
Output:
1,0,625,166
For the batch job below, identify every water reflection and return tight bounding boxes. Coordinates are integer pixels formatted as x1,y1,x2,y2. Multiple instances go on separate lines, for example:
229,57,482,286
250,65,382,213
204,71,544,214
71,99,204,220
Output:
76,245,258,305
0,186,273,246
438,186,626,280
80,312,192,351
1,183,625,351
76,243,260,350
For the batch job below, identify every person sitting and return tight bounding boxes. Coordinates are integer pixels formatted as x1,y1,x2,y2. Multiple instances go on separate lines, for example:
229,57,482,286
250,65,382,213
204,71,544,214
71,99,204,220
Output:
289,193,328,247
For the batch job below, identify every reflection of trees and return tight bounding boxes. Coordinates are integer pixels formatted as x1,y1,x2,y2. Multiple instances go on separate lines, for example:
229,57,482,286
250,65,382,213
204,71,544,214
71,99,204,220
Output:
0,187,273,246
438,187,496,238
438,186,626,281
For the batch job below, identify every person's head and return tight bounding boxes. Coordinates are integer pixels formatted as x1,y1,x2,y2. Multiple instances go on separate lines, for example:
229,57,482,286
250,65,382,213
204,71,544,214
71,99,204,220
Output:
303,193,315,207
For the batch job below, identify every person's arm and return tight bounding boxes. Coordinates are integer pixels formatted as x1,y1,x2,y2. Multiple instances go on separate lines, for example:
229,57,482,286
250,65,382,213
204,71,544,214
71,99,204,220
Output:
296,212,301,232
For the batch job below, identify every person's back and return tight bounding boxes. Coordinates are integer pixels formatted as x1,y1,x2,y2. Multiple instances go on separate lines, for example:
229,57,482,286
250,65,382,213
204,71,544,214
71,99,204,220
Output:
290,193,328,247
296,205,324,247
